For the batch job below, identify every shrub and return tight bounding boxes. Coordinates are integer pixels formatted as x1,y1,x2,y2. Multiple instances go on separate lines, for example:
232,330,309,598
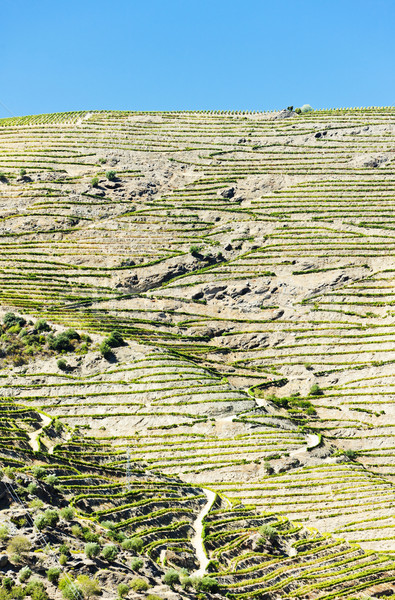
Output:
344,449,358,460
32,466,46,479
3,466,16,479
35,320,51,332
54,419,62,432
130,557,143,571
259,524,278,541
58,575,71,591
85,542,100,559
76,575,101,599
147,596,163,600
309,383,324,396
301,104,313,113
4,313,26,329
129,578,149,592
7,535,31,556
59,544,70,556
91,177,99,187
57,359,68,371
29,499,43,510
295,107,302,114
45,475,58,486
34,509,59,531
71,525,82,537
47,567,61,584
64,329,80,341
84,530,99,543
190,245,200,256
25,579,48,600
163,569,180,589
122,537,143,553
0,525,9,541
117,583,129,598
196,576,218,593
18,566,31,583
180,575,192,590
27,482,37,495
101,544,118,562
44,509,59,527
59,554,68,566
99,340,112,358
62,583,82,600
107,331,124,348
48,333,73,352
100,520,116,529
19,168,27,178
105,170,116,181
60,506,74,521
33,514,47,532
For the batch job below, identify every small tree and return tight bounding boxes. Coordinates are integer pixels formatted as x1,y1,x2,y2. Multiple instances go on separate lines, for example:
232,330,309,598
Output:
7,535,31,556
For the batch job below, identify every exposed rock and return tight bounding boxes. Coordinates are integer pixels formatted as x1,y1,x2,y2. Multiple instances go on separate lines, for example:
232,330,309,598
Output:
273,109,296,119
220,187,235,199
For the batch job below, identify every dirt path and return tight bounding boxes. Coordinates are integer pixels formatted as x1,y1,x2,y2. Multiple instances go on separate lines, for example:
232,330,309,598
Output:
27,414,52,452
190,489,216,577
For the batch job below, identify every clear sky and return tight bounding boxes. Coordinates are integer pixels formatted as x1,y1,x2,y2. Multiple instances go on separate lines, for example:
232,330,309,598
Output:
1,0,394,117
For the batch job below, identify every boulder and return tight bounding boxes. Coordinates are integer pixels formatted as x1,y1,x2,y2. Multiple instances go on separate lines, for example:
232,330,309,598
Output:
220,187,235,199
0,555,8,568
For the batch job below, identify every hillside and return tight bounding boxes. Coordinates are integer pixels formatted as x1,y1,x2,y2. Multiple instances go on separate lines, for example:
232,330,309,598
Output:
0,107,395,599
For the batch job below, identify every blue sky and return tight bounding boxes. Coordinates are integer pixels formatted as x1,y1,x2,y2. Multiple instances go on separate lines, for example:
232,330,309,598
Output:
1,0,394,117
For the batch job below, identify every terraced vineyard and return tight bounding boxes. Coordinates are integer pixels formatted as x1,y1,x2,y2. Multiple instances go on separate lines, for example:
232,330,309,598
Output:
1,107,395,598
